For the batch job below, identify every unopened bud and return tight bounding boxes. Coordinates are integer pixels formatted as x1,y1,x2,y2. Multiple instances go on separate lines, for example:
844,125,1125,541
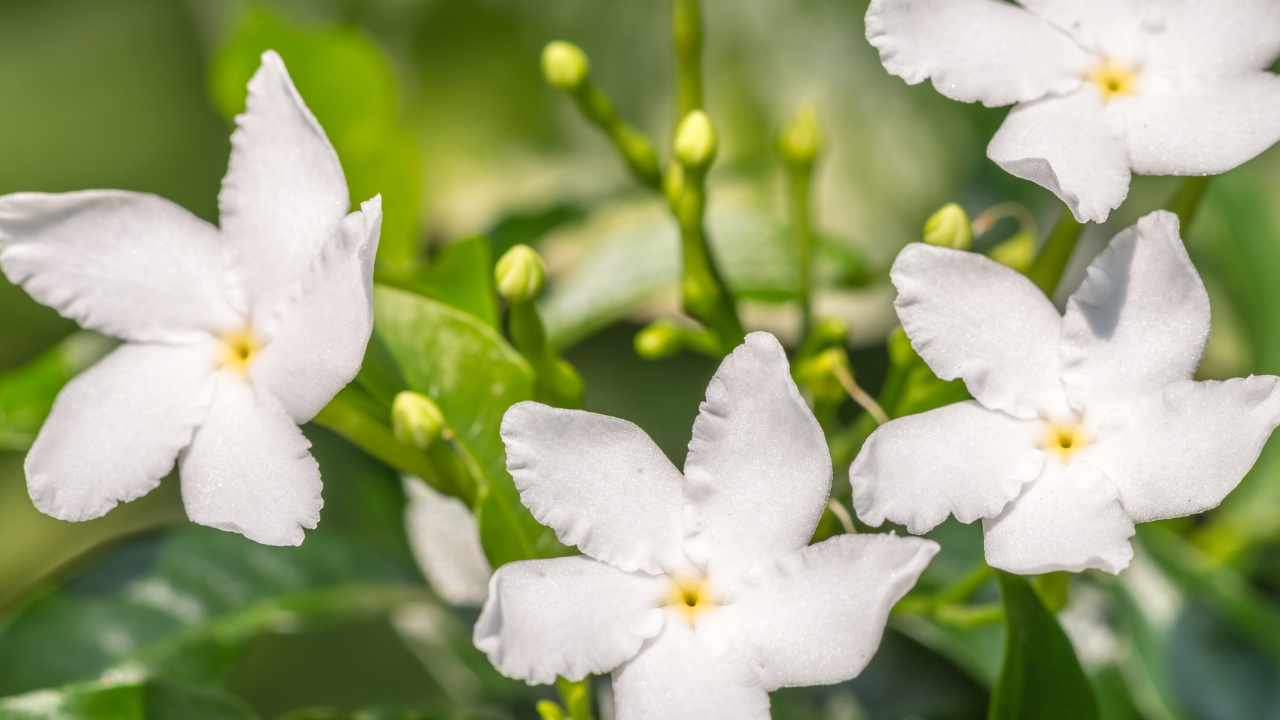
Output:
990,230,1036,272
495,244,546,303
779,104,822,165
674,110,717,168
392,391,445,450
794,347,848,402
635,321,682,360
811,316,848,347
922,203,973,250
541,41,590,91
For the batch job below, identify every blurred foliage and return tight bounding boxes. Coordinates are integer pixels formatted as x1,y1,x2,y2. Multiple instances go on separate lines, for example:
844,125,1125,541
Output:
0,0,1278,718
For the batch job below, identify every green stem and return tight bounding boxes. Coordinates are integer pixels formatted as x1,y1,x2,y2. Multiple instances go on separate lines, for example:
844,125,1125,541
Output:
672,0,704,118
557,678,595,720
1025,209,1084,297
508,301,585,408
570,84,662,189
1168,176,1211,229
314,391,476,505
672,165,744,345
786,160,816,338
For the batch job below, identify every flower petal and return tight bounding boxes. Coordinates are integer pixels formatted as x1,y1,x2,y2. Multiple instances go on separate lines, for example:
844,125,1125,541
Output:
728,534,938,690
26,342,216,522
501,402,686,575
1149,1,1280,77
852,401,1044,534
1120,74,1280,177
983,461,1135,574
178,374,323,546
473,556,667,685
218,50,350,321
683,333,831,578
891,243,1066,419
250,196,380,422
988,91,1131,223
1014,0,1147,55
404,476,492,607
611,621,770,720
1061,211,1208,411
866,0,1090,107
1091,377,1280,523
0,191,240,343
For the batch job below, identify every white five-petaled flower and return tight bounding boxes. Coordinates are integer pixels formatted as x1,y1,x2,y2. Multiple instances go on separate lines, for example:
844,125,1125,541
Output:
0,51,380,546
867,0,1280,223
475,333,938,720
852,210,1280,574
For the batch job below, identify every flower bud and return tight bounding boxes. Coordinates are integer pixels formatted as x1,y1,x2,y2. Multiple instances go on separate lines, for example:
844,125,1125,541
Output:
392,391,445,450
495,244,546,303
811,316,848,347
990,230,1036,272
634,321,681,360
922,203,973,250
779,104,822,165
674,110,717,169
794,347,848,402
541,41,590,91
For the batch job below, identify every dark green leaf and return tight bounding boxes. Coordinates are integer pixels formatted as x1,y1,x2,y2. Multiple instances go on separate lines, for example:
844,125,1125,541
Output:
0,678,259,720
989,572,1099,720
0,332,113,451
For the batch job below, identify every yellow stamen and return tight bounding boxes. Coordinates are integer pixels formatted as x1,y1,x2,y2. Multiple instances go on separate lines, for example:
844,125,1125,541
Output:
666,577,716,625
1040,422,1090,462
1088,59,1138,102
219,328,261,375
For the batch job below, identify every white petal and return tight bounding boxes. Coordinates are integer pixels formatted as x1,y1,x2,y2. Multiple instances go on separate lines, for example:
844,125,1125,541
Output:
218,50,350,321
1120,74,1280,177
1015,0,1147,56
1148,1,1280,77
683,333,831,578
26,343,216,522
473,556,667,685
988,92,1131,224
1091,377,1280,523
728,534,938,690
179,374,323,546
1061,211,1208,411
403,476,492,607
866,0,1090,107
852,401,1044,534
250,196,380,422
501,402,686,575
983,461,1135,574
611,621,770,720
891,243,1066,419
0,191,240,343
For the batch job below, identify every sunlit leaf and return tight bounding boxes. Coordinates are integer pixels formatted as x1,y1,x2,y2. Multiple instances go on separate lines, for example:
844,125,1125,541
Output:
0,332,113,451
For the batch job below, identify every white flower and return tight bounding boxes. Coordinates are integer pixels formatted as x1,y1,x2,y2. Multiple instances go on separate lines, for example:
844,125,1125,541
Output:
852,211,1280,574
403,476,492,607
0,51,380,546
475,333,938,719
866,0,1280,223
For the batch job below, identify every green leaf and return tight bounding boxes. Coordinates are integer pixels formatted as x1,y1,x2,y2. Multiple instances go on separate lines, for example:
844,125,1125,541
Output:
411,237,499,329
373,286,561,566
209,6,424,278
989,572,1099,720
0,332,113,451
0,678,258,720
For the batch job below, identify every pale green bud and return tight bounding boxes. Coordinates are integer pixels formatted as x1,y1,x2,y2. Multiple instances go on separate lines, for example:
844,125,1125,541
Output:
794,347,848,402
922,203,973,250
990,230,1036,272
674,110,717,168
392,391,445,450
495,244,546,303
779,104,822,165
541,41,590,91
811,316,848,347
635,321,681,359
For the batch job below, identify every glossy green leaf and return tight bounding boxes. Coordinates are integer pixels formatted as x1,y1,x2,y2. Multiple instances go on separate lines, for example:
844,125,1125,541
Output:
373,286,561,566
209,6,424,278
0,678,258,720
989,572,1099,720
411,237,499,329
0,332,113,451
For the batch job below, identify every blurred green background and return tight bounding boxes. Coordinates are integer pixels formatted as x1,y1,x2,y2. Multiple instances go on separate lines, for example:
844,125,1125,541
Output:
1,1,1279,718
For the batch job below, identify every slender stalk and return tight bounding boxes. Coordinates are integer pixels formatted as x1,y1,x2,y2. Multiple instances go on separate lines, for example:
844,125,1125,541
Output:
786,162,816,337
571,84,662,189
670,165,744,345
1025,209,1085,297
1168,176,1211,229
831,360,888,426
672,0,704,117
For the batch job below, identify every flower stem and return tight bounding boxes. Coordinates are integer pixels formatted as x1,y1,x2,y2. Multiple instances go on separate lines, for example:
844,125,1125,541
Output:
672,0,704,117
1025,209,1084,297
785,155,817,338
570,84,663,190
1168,176,1212,229
669,161,745,347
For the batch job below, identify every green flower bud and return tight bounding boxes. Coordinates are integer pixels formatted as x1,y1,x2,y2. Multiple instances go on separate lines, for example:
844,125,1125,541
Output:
495,244,546,303
541,41,590,91
392,391,445,450
674,110,717,168
922,203,973,250
794,347,848,402
990,230,1037,272
634,321,682,360
779,104,822,165
811,316,848,347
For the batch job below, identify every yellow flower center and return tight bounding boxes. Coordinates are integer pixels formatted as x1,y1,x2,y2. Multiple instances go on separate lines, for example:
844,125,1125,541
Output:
219,328,262,375
666,577,716,625
1088,59,1139,102
1040,422,1090,462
